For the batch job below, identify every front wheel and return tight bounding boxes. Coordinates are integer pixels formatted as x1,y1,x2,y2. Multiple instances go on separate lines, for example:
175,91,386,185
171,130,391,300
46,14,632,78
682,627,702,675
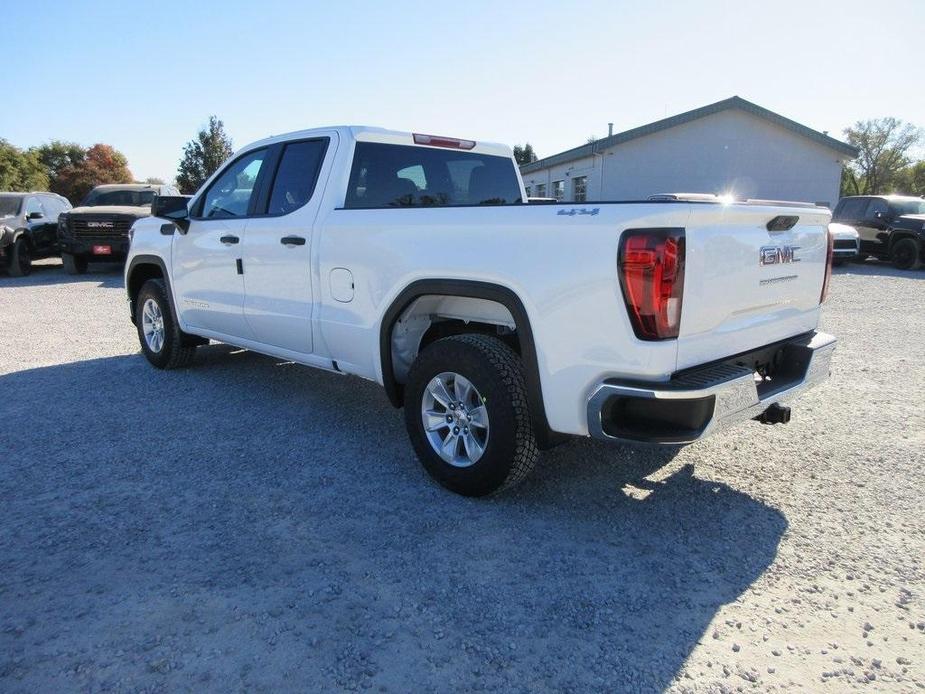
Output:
7,238,32,277
892,238,922,270
135,279,197,369
62,253,88,275
404,334,539,496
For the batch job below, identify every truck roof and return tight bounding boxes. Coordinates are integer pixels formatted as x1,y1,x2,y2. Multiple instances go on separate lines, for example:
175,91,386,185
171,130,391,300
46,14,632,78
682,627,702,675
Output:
90,184,162,191
840,194,924,201
245,126,514,158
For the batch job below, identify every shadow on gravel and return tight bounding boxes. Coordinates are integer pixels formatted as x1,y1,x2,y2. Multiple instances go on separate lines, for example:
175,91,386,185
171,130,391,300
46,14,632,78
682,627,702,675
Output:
0,347,787,692
0,259,123,288
834,258,925,280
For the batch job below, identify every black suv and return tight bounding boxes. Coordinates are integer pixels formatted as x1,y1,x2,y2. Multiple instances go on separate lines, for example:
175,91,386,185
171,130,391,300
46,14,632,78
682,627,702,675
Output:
832,195,925,270
0,192,72,276
58,183,179,274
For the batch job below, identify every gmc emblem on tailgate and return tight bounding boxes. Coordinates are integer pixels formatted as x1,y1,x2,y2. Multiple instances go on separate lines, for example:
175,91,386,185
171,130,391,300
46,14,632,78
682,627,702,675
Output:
760,245,800,266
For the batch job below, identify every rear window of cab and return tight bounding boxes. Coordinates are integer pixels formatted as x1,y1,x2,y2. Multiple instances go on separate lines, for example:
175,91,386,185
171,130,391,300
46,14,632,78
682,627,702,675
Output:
344,142,522,209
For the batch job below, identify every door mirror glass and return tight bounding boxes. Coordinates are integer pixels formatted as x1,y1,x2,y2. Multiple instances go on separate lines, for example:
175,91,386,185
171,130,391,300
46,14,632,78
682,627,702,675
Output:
27,211,44,220
152,195,190,219
152,195,192,233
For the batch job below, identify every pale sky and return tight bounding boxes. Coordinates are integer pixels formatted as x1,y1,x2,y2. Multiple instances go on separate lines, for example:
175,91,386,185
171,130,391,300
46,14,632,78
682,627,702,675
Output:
3,0,923,182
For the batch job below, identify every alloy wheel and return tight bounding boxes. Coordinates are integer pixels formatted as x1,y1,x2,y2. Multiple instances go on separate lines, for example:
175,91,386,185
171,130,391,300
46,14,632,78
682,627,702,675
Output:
421,371,490,467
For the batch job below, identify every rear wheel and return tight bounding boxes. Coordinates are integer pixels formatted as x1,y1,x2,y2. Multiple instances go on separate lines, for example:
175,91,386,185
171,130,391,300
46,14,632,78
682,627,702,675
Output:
62,253,88,275
404,334,539,496
892,238,922,270
7,238,32,277
135,279,197,369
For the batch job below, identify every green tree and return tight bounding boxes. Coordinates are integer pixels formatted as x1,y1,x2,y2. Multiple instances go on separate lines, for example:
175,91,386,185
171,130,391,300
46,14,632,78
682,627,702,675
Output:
30,141,86,189
54,143,133,203
893,161,925,196
512,143,538,166
842,118,922,195
176,116,234,194
0,139,49,191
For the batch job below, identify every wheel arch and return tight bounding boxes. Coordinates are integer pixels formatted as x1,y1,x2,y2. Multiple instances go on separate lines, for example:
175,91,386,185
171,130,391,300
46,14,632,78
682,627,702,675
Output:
126,255,175,325
379,279,550,438
10,228,30,247
889,231,923,250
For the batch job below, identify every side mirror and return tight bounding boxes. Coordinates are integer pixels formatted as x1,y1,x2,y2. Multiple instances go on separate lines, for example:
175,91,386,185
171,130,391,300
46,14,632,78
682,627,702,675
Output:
874,211,883,219
151,195,191,233
27,211,44,220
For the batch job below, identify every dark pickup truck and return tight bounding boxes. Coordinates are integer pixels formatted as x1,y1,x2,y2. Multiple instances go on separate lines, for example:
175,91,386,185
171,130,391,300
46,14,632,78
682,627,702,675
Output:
0,191,72,276
832,195,925,270
58,183,179,274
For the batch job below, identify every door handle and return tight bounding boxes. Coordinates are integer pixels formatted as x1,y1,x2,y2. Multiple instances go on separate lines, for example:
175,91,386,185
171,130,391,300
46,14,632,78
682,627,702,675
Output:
220,235,239,245
280,235,306,246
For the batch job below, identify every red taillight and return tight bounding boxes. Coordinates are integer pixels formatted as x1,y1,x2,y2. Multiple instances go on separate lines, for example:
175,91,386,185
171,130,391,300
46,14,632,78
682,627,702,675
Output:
618,229,685,340
412,133,476,150
820,227,834,303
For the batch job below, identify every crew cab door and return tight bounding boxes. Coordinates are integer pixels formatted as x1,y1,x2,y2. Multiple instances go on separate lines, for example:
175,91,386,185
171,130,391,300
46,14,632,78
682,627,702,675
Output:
240,135,334,354
171,148,269,339
23,197,54,252
856,198,891,253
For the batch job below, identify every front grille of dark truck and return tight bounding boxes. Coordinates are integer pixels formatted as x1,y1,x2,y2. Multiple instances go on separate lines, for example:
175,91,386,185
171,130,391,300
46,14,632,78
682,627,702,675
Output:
69,217,134,237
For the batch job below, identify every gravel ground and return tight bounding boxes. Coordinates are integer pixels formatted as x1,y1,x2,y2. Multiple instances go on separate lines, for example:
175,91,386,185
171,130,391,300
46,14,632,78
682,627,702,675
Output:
0,259,923,692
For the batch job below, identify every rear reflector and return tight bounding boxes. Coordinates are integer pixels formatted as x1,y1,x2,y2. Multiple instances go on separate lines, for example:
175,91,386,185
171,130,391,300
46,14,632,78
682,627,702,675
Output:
820,226,834,303
618,229,686,340
412,133,476,150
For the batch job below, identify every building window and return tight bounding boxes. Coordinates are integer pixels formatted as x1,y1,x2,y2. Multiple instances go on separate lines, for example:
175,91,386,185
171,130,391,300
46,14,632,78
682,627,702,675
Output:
552,180,565,201
525,185,532,197
573,176,587,202
535,183,546,197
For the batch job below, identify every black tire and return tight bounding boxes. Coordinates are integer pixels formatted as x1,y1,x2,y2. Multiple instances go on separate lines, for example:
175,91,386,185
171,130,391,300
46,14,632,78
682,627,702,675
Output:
404,334,539,496
135,278,197,369
7,237,32,277
62,253,88,275
891,238,922,271
832,258,845,267
853,253,868,263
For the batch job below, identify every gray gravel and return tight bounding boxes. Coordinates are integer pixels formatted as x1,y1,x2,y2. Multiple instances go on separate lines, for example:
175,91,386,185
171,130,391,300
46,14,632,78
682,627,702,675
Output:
1,259,923,692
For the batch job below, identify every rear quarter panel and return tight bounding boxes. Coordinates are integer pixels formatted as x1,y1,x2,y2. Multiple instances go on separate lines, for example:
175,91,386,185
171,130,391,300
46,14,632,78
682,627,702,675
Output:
316,203,691,435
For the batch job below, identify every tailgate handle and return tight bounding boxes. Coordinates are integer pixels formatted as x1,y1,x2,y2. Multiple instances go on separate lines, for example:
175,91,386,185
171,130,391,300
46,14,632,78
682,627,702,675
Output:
220,235,239,245
767,215,799,232
280,235,306,246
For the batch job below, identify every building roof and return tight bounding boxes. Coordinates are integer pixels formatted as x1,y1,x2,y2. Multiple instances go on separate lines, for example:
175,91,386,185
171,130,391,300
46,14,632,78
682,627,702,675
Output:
520,96,859,174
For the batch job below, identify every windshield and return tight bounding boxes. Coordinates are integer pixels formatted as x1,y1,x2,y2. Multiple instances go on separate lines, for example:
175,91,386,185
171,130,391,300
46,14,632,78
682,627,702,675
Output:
81,189,156,207
0,195,22,217
890,199,925,216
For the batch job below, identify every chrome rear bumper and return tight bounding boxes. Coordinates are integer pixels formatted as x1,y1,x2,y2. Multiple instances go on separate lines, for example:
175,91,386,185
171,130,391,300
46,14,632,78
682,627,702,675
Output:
587,331,836,444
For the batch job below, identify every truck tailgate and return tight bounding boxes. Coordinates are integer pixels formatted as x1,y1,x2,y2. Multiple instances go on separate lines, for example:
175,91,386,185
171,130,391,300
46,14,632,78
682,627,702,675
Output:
676,203,831,370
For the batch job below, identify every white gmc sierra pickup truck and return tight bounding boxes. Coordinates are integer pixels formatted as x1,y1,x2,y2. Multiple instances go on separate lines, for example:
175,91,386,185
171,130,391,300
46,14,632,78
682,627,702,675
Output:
125,126,836,496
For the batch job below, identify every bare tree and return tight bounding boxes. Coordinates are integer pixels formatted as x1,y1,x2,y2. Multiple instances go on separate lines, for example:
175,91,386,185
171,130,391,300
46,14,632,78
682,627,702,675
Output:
843,118,922,195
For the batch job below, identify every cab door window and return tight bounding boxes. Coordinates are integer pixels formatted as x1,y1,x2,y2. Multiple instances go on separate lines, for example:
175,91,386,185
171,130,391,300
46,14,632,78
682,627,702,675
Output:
835,198,867,222
197,149,267,219
24,197,43,218
41,197,62,220
864,198,889,223
266,139,328,215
